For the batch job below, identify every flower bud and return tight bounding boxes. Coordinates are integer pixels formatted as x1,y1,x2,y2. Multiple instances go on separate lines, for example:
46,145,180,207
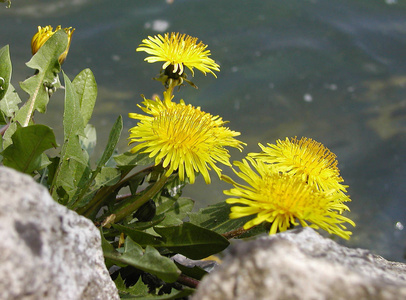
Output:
31,25,75,65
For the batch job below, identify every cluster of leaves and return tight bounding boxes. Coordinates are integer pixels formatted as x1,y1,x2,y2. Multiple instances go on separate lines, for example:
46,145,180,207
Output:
0,29,267,298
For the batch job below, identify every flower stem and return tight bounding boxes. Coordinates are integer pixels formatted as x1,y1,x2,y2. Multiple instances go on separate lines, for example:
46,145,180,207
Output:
177,273,200,288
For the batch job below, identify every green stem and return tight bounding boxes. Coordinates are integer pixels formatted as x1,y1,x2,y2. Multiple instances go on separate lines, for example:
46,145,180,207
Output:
166,84,174,98
112,173,168,224
76,169,131,217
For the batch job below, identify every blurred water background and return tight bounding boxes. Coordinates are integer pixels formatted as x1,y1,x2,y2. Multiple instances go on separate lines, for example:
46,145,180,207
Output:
1,0,406,261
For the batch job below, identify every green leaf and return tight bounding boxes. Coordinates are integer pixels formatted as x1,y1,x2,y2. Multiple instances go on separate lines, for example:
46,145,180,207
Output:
100,227,117,269
155,197,194,226
95,167,121,187
0,45,11,100
79,124,97,156
154,222,230,260
0,111,6,125
97,115,122,168
15,30,68,126
1,124,57,174
123,214,167,231
116,272,194,300
62,72,85,138
103,237,181,283
50,73,90,204
69,116,122,209
2,121,17,149
162,175,188,199
189,201,258,235
114,151,155,172
120,288,194,300
174,261,207,281
1,84,21,119
115,275,149,298
72,68,97,127
113,224,164,247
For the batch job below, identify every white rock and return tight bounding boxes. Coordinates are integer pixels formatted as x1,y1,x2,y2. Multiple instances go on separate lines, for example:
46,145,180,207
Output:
194,227,406,300
0,167,119,300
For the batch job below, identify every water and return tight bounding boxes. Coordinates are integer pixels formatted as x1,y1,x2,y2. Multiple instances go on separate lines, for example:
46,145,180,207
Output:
1,0,406,261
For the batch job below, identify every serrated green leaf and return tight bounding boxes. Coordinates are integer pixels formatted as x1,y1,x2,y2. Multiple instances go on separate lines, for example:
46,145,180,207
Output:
156,197,194,226
62,71,85,138
69,116,122,209
119,288,194,300
0,111,6,125
1,84,21,119
101,227,116,253
50,73,90,204
154,222,230,260
188,201,257,234
0,45,11,100
156,197,194,216
114,151,155,171
72,68,97,126
162,176,188,199
95,167,121,187
2,121,17,149
104,237,181,283
115,275,149,298
1,124,57,174
79,124,97,156
15,30,68,126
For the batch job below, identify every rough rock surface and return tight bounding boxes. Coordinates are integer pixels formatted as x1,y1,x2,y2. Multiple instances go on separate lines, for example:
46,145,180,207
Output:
0,167,119,300
193,227,406,300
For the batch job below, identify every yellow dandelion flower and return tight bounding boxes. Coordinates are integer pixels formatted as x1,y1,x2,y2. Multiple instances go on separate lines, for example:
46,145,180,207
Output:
250,137,349,198
31,25,75,64
128,91,245,184
136,32,220,87
223,157,355,239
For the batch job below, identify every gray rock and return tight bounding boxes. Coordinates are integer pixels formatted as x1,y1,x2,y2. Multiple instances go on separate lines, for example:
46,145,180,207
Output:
193,227,406,300
0,167,119,300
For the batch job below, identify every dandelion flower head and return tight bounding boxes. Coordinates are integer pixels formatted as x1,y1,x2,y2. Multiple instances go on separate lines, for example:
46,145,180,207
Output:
31,25,75,64
250,137,349,196
136,32,220,78
128,91,245,184
223,157,355,239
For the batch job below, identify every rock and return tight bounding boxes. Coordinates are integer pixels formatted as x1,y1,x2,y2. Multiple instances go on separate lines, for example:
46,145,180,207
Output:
193,227,406,300
0,167,119,300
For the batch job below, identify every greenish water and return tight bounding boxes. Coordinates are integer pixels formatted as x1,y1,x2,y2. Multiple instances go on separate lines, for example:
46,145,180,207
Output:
1,0,406,261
